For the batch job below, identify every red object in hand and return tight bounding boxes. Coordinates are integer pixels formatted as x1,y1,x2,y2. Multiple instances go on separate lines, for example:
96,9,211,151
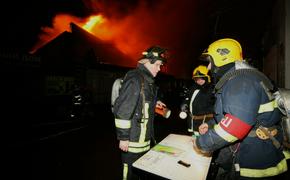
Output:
155,106,171,118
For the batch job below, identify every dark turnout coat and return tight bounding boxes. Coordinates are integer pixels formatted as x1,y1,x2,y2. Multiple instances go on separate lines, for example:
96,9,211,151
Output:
196,63,287,178
113,64,158,153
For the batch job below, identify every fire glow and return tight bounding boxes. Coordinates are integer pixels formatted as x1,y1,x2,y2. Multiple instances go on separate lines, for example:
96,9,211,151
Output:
30,13,148,61
29,0,201,78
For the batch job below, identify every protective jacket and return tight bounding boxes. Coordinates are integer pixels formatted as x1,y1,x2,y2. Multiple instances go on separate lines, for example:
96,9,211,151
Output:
181,83,215,132
113,64,157,153
196,62,288,178
182,83,215,115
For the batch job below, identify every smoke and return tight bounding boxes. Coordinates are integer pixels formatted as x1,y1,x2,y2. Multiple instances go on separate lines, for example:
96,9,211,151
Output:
82,0,211,78
31,0,211,78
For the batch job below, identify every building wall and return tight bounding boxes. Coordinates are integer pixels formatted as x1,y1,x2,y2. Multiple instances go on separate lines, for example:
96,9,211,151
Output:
285,0,290,88
263,0,290,88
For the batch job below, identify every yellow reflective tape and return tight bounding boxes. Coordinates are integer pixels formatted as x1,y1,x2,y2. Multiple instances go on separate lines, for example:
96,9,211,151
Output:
139,118,148,143
214,124,238,142
240,158,287,177
283,150,290,160
128,140,151,153
129,140,150,147
139,103,149,142
128,145,150,153
115,119,131,129
144,102,149,119
258,100,277,113
123,163,128,180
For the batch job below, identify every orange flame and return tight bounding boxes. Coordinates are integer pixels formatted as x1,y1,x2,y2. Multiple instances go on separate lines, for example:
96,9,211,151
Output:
30,14,90,54
30,13,146,60
82,15,105,32
30,0,202,78
80,14,148,59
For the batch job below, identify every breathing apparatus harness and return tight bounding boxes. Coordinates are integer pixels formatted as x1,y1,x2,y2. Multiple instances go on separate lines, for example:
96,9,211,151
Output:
214,61,287,149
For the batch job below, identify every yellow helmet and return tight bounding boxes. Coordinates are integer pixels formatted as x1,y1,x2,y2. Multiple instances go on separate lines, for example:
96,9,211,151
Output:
192,65,211,83
201,38,243,67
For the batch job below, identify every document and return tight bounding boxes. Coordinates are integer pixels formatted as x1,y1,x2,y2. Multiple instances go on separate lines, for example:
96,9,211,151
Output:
133,134,212,180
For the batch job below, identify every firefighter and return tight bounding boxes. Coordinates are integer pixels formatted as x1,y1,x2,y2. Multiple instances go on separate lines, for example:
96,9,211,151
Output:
192,38,288,179
113,45,168,180
179,65,215,135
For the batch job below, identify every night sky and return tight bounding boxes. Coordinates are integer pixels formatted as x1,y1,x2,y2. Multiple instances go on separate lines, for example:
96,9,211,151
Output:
0,0,87,52
0,0,275,78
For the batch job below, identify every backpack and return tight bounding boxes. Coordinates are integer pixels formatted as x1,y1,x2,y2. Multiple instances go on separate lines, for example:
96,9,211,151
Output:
111,72,145,113
111,77,123,112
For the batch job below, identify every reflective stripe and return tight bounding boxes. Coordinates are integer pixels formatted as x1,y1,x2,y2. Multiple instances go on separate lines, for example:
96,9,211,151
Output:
144,102,149,119
283,150,290,160
128,145,150,153
139,118,148,142
189,89,200,113
214,124,238,142
188,118,193,132
129,141,150,147
240,158,288,178
123,163,128,180
115,119,131,129
139,103,149,142
258,100,278,113
188,128,193,132
128,140,151,153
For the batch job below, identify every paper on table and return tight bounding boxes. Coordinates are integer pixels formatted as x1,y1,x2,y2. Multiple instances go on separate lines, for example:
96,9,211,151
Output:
133,134,212,180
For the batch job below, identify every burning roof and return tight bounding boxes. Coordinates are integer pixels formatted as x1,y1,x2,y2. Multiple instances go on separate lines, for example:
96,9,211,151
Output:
33,22,135,69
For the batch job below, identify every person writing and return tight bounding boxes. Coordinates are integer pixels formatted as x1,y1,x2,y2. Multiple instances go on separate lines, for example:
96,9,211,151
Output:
192,38,288,179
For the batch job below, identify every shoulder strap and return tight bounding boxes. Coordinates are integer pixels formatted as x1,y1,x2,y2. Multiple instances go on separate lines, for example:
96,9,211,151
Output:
215,68,274,93
216,68,283,149
138,72,146,114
